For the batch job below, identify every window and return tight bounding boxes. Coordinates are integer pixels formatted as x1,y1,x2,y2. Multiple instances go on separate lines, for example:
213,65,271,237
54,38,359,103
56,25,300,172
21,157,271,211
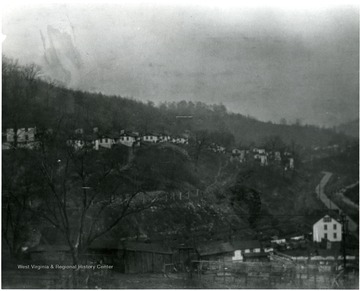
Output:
324,224,327,230
150,136,153,140
25,135,28,141
333,224,337,230
323,216,331,222
105,138,108,143
324,233,328,239
333,233,337,239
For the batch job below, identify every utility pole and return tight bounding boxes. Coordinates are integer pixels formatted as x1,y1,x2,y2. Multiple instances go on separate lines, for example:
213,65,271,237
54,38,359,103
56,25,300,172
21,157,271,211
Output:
340,212,348,272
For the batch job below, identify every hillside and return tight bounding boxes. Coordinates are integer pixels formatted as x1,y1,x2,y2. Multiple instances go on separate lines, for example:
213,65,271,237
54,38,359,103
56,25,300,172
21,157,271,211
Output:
3,57,358,251
2,57,354,149
336,119,359,138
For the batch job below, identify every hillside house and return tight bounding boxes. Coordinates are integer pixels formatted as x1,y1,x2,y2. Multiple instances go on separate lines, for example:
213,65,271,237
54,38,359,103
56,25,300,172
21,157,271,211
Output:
230,149,246,163
116,132,138,147
6,127,36,143
254,153,268,166
74,128,84,134
171,136,188,145
231,240,262,262
96,136,115,149
67,139,85,150
142,133,159,143
253,148,266,154
289,157,294,169
209,144,226,153
158,134,171,143
313,215,342,242
67,135,95,150
5,127,38,149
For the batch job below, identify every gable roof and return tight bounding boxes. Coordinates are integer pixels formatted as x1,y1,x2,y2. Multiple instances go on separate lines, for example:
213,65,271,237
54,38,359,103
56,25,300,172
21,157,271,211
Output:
313,214,342,226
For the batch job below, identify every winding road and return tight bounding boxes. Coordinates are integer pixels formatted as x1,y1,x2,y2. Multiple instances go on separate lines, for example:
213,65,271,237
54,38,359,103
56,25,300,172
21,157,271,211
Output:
315,172,358,237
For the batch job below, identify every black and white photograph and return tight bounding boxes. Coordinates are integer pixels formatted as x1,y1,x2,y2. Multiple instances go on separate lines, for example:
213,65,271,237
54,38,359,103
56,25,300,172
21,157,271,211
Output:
1,0,359,289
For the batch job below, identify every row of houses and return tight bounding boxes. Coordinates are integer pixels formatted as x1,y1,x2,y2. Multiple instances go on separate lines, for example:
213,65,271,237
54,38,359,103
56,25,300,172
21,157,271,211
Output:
229,147,295,169
2,127,189,151
3,127,295,169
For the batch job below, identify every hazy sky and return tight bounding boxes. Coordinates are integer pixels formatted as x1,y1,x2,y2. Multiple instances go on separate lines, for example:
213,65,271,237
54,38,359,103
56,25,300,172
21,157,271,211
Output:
2,2,359,126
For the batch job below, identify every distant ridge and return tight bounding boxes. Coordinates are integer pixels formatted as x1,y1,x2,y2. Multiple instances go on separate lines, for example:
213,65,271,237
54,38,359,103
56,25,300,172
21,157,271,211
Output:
336,119,359,138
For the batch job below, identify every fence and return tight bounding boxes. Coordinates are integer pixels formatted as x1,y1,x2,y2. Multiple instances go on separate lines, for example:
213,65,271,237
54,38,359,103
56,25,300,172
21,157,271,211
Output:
182,259,359,289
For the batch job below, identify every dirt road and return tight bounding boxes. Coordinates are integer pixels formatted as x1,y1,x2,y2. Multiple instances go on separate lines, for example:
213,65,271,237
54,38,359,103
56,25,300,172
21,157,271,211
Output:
315,172,358,236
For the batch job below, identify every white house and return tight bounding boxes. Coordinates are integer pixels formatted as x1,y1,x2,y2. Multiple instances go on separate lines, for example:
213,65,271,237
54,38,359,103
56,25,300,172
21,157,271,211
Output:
67,139,85,150
231,240,262,261
289,158,294,169
254,153,268,166
158,134,171,143
142,134,159,143
231,149,246,163
117,133,137,147
5,127,38,149
253,148,266,154
6,127,36,143
313,215,342,242
97,136,115,149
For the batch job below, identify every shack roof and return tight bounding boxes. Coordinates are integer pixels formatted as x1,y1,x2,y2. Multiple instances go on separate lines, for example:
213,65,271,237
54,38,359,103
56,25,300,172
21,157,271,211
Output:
122,242,172,254
232,240,262,250
29,244,70,253
197,241,234,256
90,239,172,254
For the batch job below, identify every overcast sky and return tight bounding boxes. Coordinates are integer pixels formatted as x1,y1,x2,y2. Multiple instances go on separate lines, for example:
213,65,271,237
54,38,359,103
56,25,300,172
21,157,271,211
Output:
2,2,359,126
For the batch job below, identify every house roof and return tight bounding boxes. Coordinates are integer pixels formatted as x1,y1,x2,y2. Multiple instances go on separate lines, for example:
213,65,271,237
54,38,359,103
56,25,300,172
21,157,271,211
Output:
122,242,172,254
197,241,234,256
120,131,138,137
90,238,120,250
29,244,70,253
89,239,172,254
313,214,342,226
232,240,262,250
143,132,159,136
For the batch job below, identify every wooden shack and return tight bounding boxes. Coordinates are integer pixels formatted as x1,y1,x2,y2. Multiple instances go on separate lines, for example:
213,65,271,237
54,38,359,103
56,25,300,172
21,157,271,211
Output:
89,240,173,274
120,241,173,273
